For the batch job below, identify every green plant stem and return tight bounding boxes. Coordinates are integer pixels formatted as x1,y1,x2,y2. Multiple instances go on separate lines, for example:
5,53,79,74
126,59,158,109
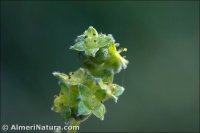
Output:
68,118,80,133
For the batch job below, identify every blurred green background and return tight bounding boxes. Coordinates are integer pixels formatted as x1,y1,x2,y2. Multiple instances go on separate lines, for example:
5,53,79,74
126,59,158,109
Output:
1,1,199,132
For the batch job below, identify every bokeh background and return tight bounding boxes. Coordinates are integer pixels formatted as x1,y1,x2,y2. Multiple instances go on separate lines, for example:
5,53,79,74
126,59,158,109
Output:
1,1,199,132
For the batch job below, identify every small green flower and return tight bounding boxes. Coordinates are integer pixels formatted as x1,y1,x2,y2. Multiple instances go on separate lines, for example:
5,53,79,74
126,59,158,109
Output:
52,68,125,121
70,26,115,57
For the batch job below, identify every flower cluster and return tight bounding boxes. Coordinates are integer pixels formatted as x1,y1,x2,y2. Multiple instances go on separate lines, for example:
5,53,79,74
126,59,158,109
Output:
52,26,128,123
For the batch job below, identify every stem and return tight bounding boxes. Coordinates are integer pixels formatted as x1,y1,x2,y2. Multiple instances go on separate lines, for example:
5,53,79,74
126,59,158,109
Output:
67,118,80,133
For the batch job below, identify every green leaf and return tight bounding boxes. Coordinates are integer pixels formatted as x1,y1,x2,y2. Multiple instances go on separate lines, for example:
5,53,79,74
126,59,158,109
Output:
78,101,91,116
92,104,106,120
84,26,98,38
70,41,85,51
78,83,100,109
52,68,86,86
97,34,114,47
52,72,69,86
112,84,125,97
